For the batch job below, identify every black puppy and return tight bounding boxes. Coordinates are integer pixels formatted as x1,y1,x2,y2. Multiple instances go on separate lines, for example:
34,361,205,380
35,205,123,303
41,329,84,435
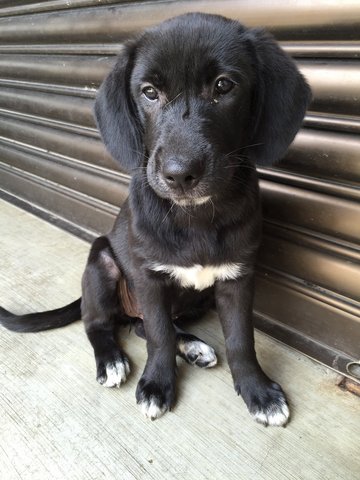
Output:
0,13,311,426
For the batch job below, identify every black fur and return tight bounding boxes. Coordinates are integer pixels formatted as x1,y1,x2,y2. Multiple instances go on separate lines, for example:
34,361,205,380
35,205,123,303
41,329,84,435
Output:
0,13,311,425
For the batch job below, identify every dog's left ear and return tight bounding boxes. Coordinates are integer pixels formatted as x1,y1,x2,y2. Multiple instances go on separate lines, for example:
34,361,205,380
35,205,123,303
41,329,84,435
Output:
94,42,143,173
246,29,312,166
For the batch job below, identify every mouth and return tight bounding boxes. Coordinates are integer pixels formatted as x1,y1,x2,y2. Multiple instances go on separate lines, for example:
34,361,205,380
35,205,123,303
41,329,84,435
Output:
172,195,212,207
147,168,212,207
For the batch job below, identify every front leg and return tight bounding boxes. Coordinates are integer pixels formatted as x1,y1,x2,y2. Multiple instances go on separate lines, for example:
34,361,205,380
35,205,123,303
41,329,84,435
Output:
215,274,290,427
135,277,176,420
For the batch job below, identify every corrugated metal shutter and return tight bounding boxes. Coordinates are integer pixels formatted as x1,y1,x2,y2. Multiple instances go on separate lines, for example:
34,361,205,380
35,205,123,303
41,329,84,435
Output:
0,0,359,381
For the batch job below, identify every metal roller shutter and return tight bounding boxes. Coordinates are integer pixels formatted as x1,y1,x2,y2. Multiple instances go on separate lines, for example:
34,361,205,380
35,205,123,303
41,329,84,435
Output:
0,0,359,381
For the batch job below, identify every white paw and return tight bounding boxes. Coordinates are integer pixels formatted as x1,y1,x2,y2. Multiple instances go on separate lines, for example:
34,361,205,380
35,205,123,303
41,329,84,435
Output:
98,359,130,388
138,398,168,420
178,338,217,368
252,401,290,427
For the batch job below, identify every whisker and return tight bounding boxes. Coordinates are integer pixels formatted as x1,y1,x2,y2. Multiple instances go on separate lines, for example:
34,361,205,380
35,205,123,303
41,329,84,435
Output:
162,201,176,224
224,142,263,157
176,202,195,219
223,164,257,170
209,198,215,224
130,166,147,171
165,91,183,108
128,148,150,160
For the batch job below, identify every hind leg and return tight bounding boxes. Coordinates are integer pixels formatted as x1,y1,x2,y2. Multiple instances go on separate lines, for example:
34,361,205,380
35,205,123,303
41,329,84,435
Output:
176,330,217,368
174,290,217,367
135,321,217,368
82,236,130,388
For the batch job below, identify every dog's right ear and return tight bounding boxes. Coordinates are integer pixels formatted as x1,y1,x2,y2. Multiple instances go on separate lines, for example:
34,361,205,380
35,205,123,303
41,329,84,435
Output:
94,43,143,174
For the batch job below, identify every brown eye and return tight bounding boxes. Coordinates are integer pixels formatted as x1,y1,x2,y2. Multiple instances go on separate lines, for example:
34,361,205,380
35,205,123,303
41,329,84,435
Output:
215,77,235,95
142,85,159,101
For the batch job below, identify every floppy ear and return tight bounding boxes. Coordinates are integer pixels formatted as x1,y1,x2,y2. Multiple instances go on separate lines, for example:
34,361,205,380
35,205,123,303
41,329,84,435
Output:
247,29,312,166
94,43,143,173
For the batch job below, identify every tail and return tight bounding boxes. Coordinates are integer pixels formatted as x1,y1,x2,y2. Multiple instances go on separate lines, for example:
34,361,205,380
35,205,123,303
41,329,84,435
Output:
0,298,81,333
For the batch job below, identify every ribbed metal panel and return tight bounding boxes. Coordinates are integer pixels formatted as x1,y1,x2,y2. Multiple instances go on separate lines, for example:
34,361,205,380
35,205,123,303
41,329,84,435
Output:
0,0,359,380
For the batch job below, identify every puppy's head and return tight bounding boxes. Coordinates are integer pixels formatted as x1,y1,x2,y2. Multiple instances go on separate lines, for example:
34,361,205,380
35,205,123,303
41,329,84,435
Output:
95,13,311,206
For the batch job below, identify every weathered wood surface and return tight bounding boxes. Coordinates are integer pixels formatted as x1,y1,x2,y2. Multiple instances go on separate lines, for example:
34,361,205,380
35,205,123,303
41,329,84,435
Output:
0,200,358,480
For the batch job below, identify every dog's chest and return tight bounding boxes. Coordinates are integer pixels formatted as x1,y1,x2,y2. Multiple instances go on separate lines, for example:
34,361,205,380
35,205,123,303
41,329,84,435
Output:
150,263,245,290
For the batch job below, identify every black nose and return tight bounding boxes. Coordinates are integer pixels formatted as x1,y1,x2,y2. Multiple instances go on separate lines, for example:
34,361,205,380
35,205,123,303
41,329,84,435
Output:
162,157,204,191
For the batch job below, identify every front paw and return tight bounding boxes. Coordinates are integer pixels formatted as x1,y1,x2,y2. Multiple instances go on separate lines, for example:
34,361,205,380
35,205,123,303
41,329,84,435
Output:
136,377,175,420
238,378,290,427
96,351,130,388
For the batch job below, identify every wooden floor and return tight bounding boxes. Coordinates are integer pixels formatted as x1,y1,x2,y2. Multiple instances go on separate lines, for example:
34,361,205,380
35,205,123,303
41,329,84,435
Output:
0,199,359,480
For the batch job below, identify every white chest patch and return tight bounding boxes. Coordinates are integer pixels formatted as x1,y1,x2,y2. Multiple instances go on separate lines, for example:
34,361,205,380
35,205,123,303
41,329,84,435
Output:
150,263,246,290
